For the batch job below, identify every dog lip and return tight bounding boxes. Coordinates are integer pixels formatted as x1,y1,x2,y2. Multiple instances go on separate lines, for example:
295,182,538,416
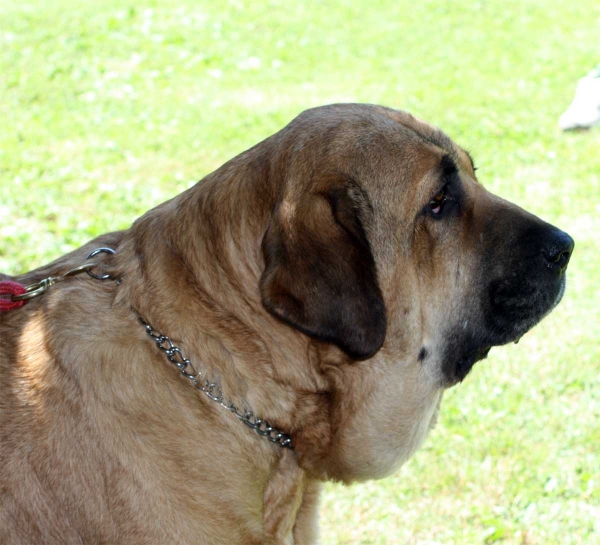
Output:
485,271,567,345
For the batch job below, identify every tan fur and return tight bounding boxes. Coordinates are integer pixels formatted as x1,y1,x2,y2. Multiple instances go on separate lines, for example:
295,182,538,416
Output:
0,104,565,544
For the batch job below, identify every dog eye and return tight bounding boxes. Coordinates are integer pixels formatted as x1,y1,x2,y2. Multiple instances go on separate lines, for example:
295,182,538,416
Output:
429,187,448,216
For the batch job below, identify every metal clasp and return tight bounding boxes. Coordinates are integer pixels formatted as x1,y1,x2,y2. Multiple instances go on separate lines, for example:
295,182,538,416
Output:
11,276,61,301
10,247,116,302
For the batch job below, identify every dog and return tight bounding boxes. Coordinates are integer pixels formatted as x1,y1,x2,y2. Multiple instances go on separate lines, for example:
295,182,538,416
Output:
0,104,573,544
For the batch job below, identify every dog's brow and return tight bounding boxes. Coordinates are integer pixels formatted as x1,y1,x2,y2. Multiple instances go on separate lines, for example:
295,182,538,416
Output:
414,128,456,157
441,154,459,176
439,154,465,194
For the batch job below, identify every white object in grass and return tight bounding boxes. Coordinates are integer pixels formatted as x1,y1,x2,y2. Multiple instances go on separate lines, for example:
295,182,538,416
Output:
559,67,600,130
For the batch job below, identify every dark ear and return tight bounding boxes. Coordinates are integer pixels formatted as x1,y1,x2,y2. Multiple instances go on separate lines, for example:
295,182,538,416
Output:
260,181,387,360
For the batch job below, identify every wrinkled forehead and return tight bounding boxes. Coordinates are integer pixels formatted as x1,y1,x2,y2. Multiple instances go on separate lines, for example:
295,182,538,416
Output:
281,106,476,208
311,108,473,182
370,109,475,175
320,111,472,205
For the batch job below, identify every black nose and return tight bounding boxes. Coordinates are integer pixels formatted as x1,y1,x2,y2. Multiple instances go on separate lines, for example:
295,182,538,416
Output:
542,230,574,272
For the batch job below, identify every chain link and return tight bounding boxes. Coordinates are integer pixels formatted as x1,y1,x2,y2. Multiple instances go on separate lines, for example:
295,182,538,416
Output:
137,315,293,449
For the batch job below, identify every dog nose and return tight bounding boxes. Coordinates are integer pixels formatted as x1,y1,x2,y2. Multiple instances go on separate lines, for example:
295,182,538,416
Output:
542,229,574,272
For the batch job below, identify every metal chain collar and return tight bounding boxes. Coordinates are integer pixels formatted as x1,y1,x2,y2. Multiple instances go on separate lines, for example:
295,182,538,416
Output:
5,244,292,450
137,315,293,449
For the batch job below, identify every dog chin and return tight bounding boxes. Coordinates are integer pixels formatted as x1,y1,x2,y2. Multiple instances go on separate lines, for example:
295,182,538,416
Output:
442,314,538,386
444,344,492,386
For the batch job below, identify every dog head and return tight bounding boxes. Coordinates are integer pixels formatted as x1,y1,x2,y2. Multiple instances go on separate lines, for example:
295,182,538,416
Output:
256,104,573,479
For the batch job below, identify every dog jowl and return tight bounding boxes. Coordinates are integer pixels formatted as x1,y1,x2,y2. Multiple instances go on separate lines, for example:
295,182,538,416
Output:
405,153,575,385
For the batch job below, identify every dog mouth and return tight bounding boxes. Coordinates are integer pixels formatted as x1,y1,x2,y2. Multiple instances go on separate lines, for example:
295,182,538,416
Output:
444,297,553,386
486,273,567,342
444,274,567,386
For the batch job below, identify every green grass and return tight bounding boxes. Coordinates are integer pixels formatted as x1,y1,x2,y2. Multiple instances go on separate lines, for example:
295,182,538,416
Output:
1,1,599,543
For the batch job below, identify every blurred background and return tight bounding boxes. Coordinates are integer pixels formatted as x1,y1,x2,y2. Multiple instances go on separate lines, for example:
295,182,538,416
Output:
1,1,599,543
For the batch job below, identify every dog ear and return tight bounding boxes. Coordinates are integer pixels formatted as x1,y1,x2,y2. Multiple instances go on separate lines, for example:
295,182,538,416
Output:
260,181,387,360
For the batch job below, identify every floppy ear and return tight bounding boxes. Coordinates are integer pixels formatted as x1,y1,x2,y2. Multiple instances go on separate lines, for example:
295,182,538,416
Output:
260,181,387,360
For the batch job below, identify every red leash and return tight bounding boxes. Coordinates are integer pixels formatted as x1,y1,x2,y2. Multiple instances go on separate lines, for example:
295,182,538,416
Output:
0,281,27,312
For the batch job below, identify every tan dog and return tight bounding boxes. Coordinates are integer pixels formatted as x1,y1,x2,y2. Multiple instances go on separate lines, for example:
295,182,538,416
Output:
0,104,573,544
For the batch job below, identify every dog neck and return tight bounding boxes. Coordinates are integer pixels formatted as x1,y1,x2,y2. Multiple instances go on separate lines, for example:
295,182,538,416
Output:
97,151,332,541
111,147,335,466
